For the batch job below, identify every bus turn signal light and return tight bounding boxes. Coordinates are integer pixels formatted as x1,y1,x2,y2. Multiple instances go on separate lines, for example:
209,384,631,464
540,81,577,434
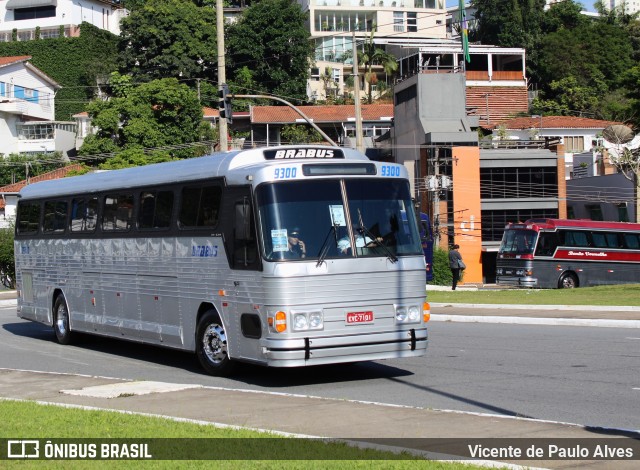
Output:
423,302,430,323
274,311,287,333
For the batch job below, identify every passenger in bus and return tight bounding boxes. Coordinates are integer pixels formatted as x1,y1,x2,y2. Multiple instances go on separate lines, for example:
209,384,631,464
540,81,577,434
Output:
337,226,374,254
285,228,307,258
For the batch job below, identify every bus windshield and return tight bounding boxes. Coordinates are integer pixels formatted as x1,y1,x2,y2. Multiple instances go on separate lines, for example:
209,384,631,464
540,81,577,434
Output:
256,179,422,261
499,229,538,255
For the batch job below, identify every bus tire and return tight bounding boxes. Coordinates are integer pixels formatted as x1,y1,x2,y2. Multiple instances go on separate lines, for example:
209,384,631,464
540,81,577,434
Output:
558,272,578,289
196,310,236,376
53,294,74,345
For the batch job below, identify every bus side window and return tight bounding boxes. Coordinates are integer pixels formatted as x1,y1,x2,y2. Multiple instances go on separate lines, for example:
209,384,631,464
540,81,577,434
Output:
71,197,98,232
102,193,134,231
535,232,558,256
233,197,258,268
43,200,68,234
623,233,640,249
16,201,41,235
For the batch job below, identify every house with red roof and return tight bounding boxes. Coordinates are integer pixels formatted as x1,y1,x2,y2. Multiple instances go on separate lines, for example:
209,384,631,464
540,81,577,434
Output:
0,164,83,229
248,104,393,152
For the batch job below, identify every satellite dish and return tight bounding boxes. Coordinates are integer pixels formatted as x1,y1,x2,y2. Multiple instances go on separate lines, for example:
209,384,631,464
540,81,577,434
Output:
602,125,634,145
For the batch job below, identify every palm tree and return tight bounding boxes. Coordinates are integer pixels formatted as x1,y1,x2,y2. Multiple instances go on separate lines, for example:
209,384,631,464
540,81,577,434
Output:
358,28,398,103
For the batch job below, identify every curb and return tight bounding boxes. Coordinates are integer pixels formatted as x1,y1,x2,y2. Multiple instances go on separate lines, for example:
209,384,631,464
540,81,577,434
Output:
431,314,640,329
429,302,640,312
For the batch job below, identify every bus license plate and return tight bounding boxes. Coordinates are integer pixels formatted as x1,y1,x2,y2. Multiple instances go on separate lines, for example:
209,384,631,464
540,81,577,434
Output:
346,311,374,324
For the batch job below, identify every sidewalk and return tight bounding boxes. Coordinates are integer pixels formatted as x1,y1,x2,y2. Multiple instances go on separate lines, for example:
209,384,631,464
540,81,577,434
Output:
0,368,638,468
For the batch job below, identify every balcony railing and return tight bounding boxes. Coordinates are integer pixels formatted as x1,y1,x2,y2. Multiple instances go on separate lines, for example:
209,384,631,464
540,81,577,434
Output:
311,0,440,8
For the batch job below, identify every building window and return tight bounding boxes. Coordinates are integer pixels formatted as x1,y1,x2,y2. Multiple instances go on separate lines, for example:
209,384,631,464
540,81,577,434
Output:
563,136,584,153
407,12,417,32
393,12,404,32
17,124,54,140
617,203,629,222
585,204,603,221
14,6,56,21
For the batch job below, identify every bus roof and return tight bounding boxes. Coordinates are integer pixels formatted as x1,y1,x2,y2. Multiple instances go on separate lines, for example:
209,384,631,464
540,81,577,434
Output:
19,146,371,200
506,218,640,232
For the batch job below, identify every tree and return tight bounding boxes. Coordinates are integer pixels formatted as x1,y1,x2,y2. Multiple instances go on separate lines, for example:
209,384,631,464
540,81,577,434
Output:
226,0,314,103
118,0,217,86
358,29,398,104
472,0,546,73
79,76,208,167
0,225,15,289
535,18,633,118
0,153,67,186
280,125,323,144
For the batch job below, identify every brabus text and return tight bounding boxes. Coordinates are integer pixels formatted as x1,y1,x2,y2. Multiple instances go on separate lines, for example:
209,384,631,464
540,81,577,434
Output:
192,245,218,257
274,149,334,159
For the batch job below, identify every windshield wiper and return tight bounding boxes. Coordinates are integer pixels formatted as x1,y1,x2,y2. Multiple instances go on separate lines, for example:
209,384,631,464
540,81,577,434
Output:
357,209,398,263
316,223,340,267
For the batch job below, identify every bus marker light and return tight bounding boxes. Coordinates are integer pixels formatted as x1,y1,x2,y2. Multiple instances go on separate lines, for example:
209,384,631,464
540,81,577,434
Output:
218,290,226,296
423,302,430,322
275,311,287,333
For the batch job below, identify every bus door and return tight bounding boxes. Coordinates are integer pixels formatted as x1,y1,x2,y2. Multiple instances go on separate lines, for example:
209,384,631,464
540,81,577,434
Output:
228,193,263,361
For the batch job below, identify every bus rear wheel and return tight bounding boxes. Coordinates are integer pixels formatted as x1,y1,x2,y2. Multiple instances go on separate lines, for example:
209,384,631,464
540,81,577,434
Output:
196,310,236,376
558,273,578,289
53,294,74,345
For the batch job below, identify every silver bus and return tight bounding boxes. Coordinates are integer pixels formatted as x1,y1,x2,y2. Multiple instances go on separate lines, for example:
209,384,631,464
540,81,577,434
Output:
14,145,430,375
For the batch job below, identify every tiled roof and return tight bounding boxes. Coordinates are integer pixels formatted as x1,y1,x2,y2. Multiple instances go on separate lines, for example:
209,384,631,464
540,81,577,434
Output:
466,87,528,126
496,116,624,130
0,56,31,67
251,104,394,124
0,164,85,201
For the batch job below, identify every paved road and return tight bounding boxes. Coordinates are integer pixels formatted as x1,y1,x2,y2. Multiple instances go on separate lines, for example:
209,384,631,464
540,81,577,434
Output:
1,295,639,468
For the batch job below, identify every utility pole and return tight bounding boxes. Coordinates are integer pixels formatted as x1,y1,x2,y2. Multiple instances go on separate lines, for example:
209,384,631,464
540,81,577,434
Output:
352,32,364,153
216,0,228,151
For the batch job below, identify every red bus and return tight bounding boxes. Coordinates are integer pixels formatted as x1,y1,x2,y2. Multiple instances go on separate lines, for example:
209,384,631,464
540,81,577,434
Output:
496,219,640,288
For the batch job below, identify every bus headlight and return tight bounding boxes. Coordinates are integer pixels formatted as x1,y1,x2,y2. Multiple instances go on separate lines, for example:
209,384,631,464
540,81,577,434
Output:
395,305,421,324
292,311,324,331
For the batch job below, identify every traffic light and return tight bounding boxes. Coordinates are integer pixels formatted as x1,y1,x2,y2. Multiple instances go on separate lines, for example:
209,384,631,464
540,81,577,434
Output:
218,84,232,123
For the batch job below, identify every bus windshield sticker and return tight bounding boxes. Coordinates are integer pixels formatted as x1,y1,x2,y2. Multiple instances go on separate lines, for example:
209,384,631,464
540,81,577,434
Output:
329,205,346,226
263,148,344,160
271,229,288,252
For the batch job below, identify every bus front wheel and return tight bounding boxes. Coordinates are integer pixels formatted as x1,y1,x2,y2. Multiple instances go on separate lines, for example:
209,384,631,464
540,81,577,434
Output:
53,294,74,345
196,310,236,376
558,273,578,289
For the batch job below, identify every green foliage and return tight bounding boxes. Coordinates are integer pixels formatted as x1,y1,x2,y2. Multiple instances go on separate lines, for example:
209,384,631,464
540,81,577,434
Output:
428,246,453,286
0,153,67,186
358,27,398,104
472,0,546,74
79,78,206,166
280,125,323,144
0,23,119,121
0,225,15,289
118,0,217,86
226,0,314,103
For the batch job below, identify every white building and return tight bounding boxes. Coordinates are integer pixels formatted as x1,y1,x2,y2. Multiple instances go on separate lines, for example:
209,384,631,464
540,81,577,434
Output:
489,115,625,179
0,55,78,158
299,0,448,101
0,0,127,42
603,0,640,15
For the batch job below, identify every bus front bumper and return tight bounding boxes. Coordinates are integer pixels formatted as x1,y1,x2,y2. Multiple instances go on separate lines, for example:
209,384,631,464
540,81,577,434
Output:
260,328,428,367
496,276,539,288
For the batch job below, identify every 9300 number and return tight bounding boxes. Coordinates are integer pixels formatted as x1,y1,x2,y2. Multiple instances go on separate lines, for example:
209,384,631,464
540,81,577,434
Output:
381,165,400,177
